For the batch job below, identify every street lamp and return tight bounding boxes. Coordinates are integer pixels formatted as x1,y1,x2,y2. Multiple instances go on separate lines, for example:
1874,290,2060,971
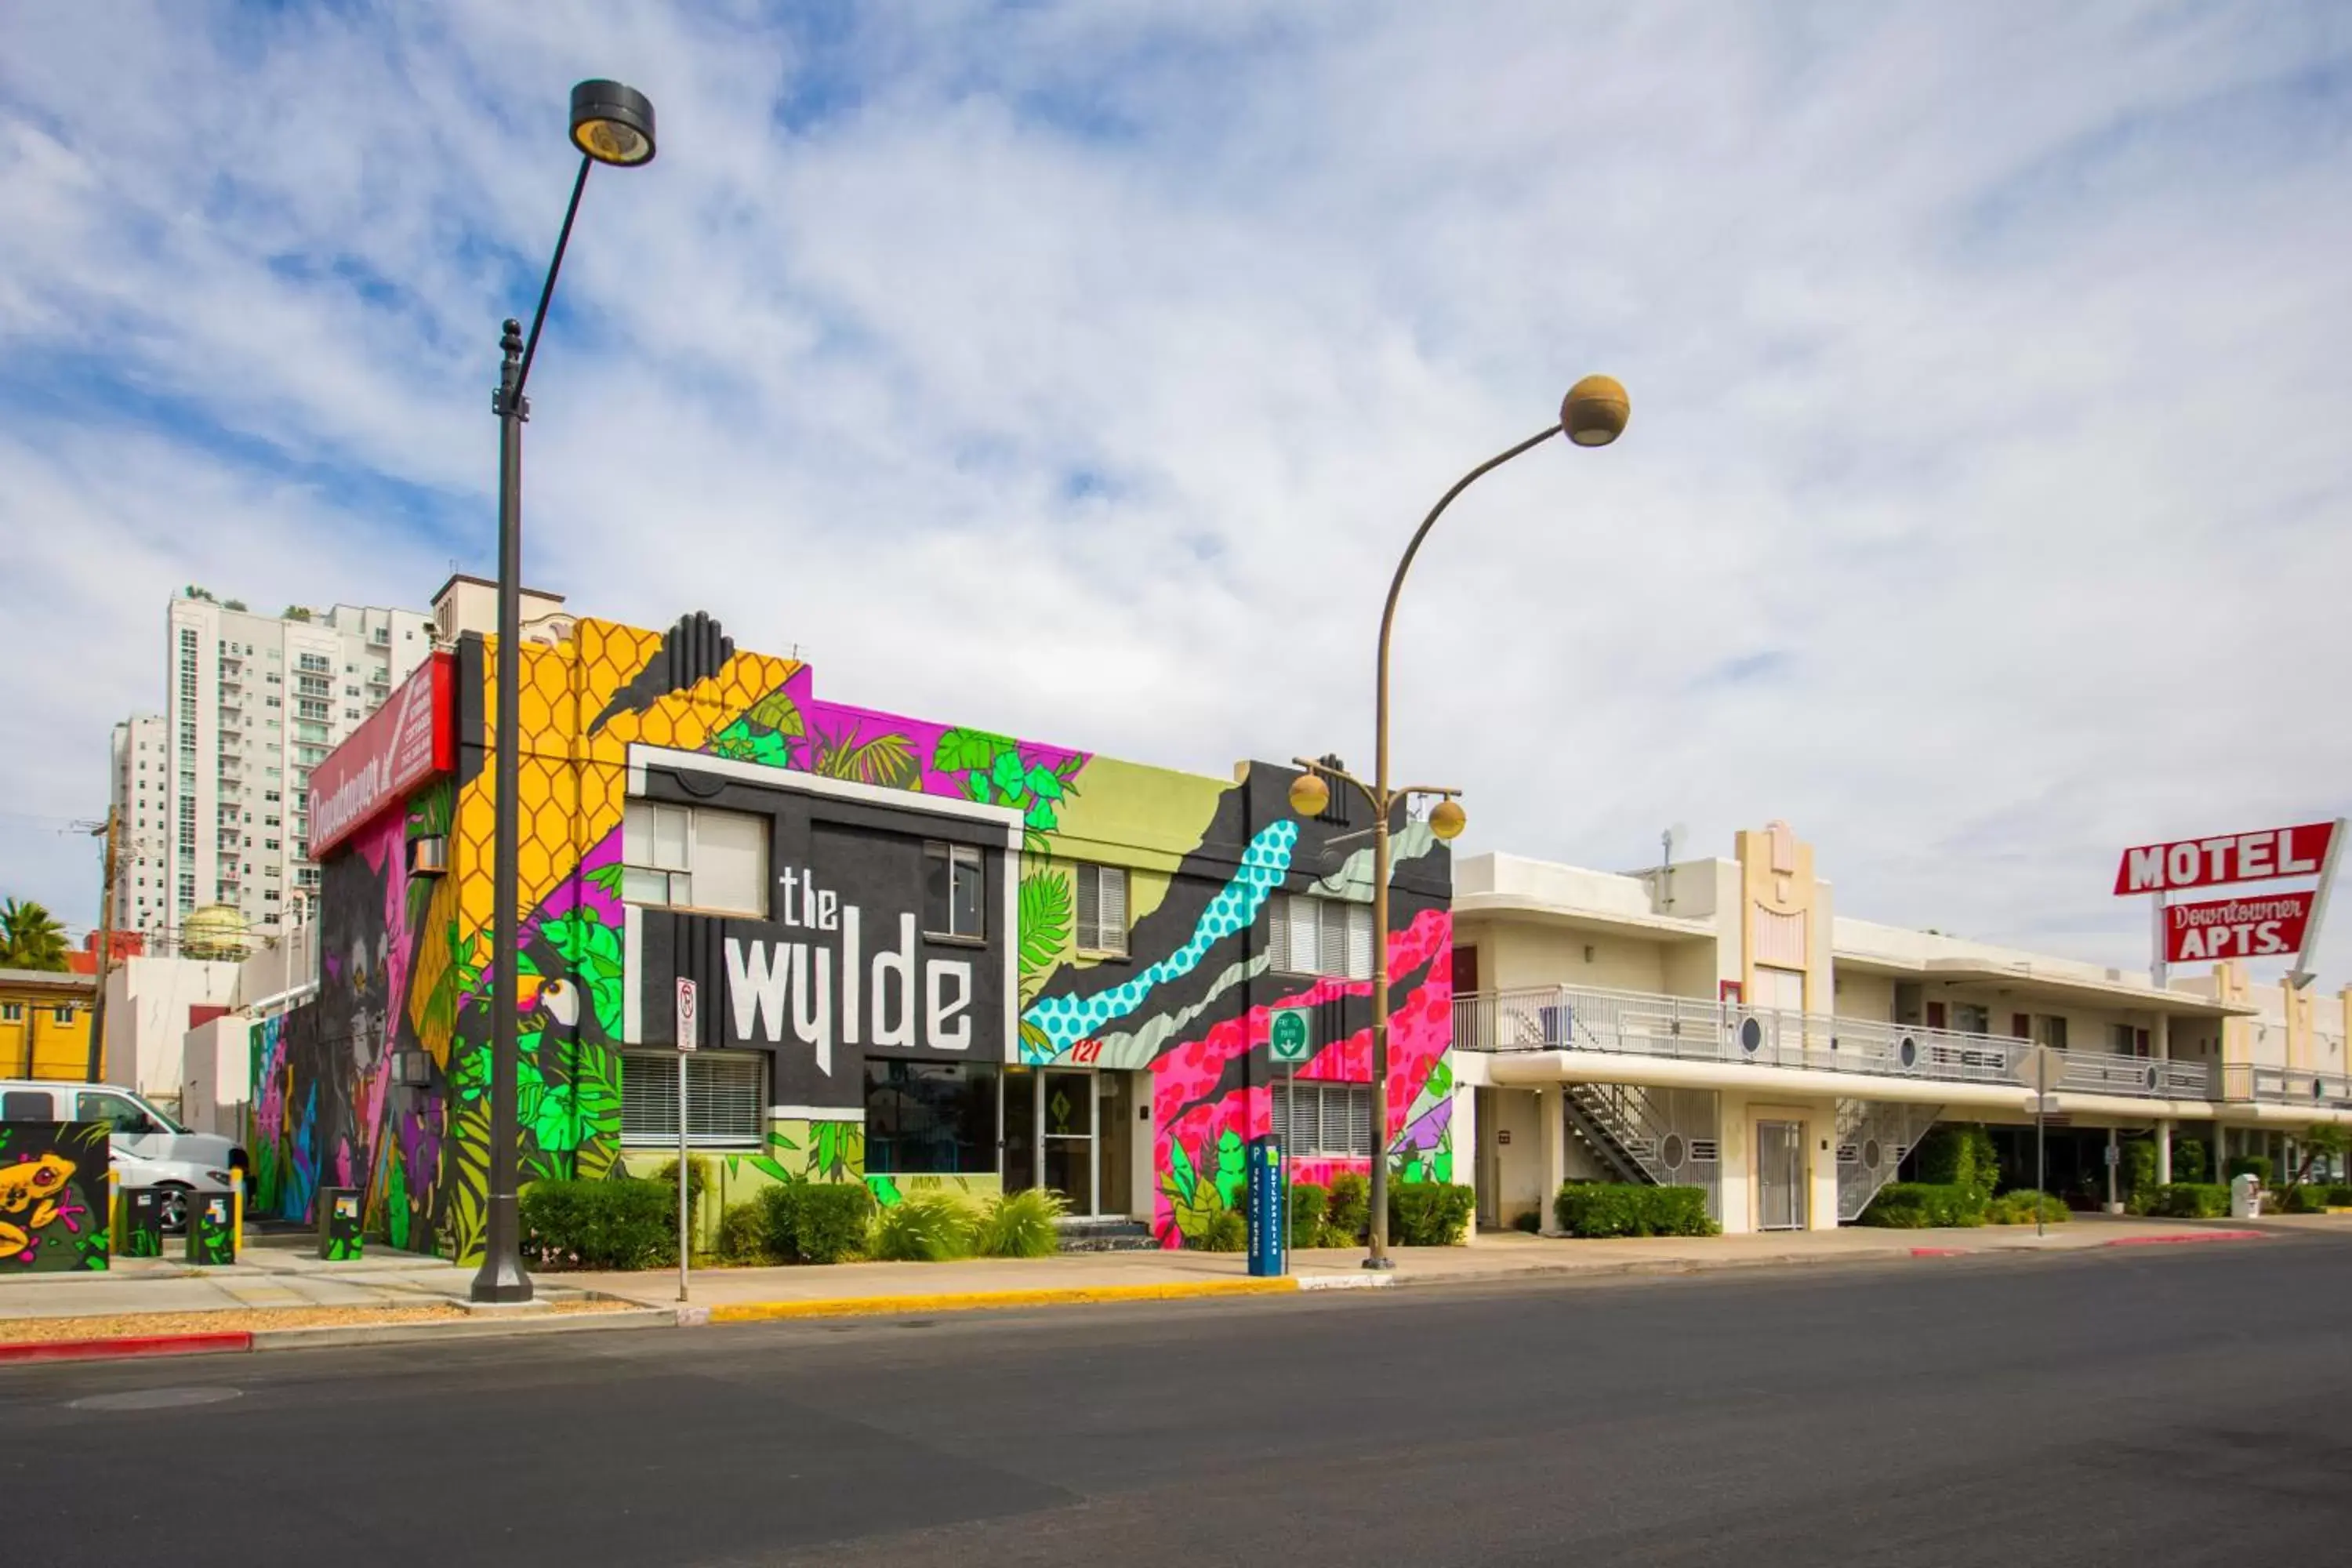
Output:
472,79,658,1306
1289,375,1628,1271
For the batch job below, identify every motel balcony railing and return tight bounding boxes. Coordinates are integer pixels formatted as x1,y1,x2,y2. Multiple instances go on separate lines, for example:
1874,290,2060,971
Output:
2220,1062,2352,1111
1453,984,2219,1102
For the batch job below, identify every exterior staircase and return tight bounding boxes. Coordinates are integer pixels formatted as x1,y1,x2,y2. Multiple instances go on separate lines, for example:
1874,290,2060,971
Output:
1835,1100,1940,1221
1564,1083,1671,1186
1056,1217,1159,1253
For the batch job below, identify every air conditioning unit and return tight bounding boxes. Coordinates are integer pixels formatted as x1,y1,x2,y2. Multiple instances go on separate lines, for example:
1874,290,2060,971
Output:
408,836,448,876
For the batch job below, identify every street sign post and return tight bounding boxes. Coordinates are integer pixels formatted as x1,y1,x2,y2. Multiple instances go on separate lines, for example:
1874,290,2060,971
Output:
1268,1007,1313,1278
2022,1046,2067,1238
675,978,698,1304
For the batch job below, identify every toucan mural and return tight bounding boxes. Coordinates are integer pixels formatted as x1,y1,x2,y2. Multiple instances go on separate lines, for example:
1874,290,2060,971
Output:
252,612,1454,1258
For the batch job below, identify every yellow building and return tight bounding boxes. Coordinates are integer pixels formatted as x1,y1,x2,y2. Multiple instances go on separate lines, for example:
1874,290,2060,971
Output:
0,968,99,1080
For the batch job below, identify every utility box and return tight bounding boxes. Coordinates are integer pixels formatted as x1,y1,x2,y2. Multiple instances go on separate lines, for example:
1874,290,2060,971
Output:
2230,1172,2262,1220
187,1191,238,1265
114,1187,169,1260
317,1187,364,1261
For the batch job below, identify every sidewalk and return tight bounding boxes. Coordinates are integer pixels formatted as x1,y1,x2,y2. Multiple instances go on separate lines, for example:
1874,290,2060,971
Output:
573,1210,2297,1321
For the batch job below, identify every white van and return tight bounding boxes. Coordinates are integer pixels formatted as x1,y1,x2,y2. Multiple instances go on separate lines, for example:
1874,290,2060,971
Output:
0,1080,246,1231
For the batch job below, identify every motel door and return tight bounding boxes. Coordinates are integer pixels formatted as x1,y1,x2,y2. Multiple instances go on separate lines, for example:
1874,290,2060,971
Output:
1756,1120,1807,1231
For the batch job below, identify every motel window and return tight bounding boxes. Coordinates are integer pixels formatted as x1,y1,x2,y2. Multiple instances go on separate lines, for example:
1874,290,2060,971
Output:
1267,894,1373,981
621,800,769,918
1271,1080,1373,1159
620,1051,763,1148
865,1059,998,1175
1951,1004,1991,1036
1,1003,21,1022
924,842,985,941
1074,863,1129,957
2034,1015,2068,1049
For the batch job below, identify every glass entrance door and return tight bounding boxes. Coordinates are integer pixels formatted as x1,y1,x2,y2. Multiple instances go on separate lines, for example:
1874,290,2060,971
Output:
1757,1120,1806,1230
1042,1070,1095,1217
1002,1068,1038,1195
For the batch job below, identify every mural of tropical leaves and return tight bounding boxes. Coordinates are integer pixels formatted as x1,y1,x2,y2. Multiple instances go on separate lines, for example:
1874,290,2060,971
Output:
1017,869,1073,1000
811,724,921,790
933,727,1014,776
742,688,806,739
807,1119,864,1181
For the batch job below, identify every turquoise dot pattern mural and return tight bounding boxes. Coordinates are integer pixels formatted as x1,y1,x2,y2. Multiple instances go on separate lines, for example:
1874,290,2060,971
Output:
1022,820,1299,1053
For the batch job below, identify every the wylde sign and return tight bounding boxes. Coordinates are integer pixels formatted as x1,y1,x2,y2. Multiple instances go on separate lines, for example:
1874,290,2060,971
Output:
630,751,1017,1113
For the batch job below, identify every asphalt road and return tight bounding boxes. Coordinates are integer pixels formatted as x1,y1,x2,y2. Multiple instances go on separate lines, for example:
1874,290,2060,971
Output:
9,1238,2352,1566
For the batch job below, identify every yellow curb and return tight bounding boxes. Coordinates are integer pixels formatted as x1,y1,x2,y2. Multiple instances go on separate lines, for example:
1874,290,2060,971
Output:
707,1276,1299,1323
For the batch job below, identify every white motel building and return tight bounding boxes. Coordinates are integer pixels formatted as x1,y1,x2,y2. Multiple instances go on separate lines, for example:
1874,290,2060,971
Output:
1450,821,2349,1234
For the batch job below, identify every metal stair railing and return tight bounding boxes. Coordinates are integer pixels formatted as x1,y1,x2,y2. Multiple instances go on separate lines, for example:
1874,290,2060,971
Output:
1565,1082,1672,1186
1835,1100,1941,1221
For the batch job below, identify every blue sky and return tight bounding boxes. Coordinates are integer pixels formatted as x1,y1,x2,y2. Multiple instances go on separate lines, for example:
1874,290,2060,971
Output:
2,2,2349,985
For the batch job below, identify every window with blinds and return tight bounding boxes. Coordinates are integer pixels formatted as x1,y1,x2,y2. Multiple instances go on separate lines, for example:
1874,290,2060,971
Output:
620,1051,764,1148
1265,894,1373,980
1270,1080,1374,1158
1074,863,1128,956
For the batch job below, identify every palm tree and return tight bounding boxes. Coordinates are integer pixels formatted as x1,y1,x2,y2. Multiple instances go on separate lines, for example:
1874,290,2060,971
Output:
0,898,71,971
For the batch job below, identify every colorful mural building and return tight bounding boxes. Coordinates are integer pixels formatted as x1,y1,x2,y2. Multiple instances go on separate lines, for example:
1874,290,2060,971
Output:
250,595,1455,1257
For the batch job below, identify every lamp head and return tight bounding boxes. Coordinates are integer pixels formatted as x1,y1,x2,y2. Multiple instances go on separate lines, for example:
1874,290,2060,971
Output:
1561,374,1629,448
1428,799,1467,841
571,79,657,167
1287,771,1331,819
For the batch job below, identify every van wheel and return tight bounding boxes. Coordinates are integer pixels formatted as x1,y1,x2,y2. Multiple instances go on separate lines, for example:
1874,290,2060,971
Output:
156,1183,192,1234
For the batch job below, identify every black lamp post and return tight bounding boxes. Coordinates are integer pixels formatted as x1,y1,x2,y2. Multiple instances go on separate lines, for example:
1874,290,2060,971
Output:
471,79,658,1305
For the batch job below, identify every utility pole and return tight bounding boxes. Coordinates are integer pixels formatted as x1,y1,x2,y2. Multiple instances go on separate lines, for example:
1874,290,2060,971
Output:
87,808,122,1082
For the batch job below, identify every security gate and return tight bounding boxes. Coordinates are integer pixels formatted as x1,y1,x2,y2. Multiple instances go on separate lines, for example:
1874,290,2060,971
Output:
1757,1120,1807,1231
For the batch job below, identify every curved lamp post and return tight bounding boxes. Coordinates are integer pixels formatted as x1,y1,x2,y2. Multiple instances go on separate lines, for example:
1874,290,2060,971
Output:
473,80,658,1305
1289,375,1629,1271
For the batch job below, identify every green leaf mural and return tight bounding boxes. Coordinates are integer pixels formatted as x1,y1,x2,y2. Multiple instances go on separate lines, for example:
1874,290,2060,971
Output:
742,688,806,738
1017,869,1073,1000
1214,1127,1247,1209
811,726,920,790
934,727,1013,776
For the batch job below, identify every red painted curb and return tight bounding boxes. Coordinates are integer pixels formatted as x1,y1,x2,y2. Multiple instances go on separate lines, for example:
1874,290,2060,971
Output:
2102,1230,2265,1247
0,1331,253,1365
1910,1247,1966,1258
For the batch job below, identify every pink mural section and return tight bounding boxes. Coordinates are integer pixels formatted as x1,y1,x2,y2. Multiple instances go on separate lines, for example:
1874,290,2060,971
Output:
1149,909,1454,1247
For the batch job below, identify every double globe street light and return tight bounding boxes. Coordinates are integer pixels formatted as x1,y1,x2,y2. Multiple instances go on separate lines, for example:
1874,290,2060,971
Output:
473,80,659,1306
1288,374,1631,1271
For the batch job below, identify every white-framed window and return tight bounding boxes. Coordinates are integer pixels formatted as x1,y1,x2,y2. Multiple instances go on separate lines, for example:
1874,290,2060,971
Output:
621,1051,764,1148
1266,894,1373,980
1271,1080,1373,1158
1074,863,1128,956
622,800,768,917
0,1003,21,1022
924,841,985,940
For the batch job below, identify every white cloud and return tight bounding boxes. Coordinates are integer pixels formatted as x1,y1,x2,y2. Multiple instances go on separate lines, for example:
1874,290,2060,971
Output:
1,1,2347,987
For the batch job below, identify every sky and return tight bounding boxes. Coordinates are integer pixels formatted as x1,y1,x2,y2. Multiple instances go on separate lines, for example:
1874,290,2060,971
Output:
2,2,2348,989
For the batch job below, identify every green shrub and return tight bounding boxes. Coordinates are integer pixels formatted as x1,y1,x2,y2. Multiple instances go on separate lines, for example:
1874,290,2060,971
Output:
2224,1155,2273,1186
1192,1206,1247,1252
1511,1210,1543,1234
1552,1182,1717,1238
2121,1138,2158,1197
714,1200,778,1264
2325,1184,2352,1208
1389,1183,1476,1246
972,1188,1066,1259
2148,1182,2230,1218
2172,1138,2210,1184
2278,1185,2330,1214
1915,1125,1998,1200
789,1183,878,1263
1324,1171,1370,1246
1986,1190,2068,1225
1857,1182,1986,1229
649,1155,714,1235
873,1190,976,1261
519,1178,675,1269
1287,1182,1330,1250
